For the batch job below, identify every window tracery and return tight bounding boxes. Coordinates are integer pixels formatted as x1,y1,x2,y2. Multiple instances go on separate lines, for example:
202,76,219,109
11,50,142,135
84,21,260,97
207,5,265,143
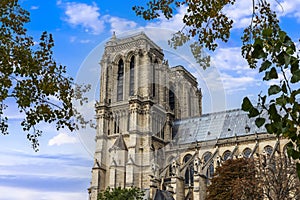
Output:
129,56,134,96
183,154,194,186
117,59,124,101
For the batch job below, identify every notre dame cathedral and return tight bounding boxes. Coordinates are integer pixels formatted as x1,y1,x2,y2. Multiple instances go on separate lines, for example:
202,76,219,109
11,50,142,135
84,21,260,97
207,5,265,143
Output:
88,32,288,200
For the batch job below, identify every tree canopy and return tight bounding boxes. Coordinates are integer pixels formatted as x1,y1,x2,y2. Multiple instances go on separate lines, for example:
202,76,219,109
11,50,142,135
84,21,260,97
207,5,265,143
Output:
206,158,262,200
97,187,144,200
133,0,300,174
255,153,300,200
207,155,300,200
0,0,90,150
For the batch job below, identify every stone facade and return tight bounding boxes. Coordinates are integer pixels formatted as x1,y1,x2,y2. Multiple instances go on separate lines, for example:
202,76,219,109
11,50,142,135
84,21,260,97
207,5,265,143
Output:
88,32,289,200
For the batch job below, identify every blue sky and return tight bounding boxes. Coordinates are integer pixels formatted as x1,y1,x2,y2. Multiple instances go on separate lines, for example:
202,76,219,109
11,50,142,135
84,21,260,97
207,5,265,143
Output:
1,0,300,199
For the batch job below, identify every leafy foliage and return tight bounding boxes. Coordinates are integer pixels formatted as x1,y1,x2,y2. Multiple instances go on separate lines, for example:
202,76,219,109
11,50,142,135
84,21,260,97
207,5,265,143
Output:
134,0,300,174
206,158,262,200
0,0,91,150
256,153,300,199
241,1,300,173
133,0,235,68
97,187,144,200
207,156,300,200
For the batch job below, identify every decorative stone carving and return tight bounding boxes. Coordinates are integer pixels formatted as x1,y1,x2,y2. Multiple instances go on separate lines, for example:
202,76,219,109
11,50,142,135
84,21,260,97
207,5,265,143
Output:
171,160,180,176
194,157,201,174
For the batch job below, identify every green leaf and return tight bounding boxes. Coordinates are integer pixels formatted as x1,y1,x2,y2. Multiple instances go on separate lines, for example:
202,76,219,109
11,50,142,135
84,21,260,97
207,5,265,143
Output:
290,57,299,74
249,107,259,118
254,37,263,46
259,60,272,72
263,67,278,81
286,45,296,55
262,28,272,37
268,104,281,122
291,70,300,83
252,46,266,59
284,53,291,67
276,95,287,106
279,30,287,42
265,123,273,134
268,85,281,95
242,97,253,111
255,117,265,128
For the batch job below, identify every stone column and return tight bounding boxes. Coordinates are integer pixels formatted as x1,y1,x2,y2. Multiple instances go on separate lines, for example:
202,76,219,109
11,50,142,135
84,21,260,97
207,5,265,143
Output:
170,176,185,200
125,156,135,187
199,174,207,200
109,165,117,188
99,59,107,104
89,165,100,200
193,174,201,200
139,50,150,98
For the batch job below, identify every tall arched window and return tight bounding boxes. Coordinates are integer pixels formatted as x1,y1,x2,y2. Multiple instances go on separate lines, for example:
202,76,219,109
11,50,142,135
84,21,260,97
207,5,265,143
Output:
183,154,194,186
188,87,192,116
243,148,252,158
152,59,158,97
264,145,273,155
117,59,124,101
203,152,214,183
223,150,231,161
129,56,135,96
169,85,175,110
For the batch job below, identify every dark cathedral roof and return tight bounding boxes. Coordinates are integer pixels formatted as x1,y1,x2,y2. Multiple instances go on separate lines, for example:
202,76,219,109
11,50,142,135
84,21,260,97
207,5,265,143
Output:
173,109,268,145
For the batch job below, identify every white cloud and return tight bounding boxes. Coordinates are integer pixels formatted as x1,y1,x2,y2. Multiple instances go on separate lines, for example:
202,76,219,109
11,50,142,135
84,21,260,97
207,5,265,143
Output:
223,0,300,29
59,1,139,36
63,2,104,34
220,73,256,94
0,186,87,200
48,132,78,146
207,46,260,94
30,6,39,10
273,0,300,20
211,47,248,71
223,0,253,29
58,0,300,37
106,16,138,34
146,6,186,32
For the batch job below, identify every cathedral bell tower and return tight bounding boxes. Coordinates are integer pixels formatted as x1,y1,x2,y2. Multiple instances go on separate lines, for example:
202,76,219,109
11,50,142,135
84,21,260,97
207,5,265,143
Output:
89,32,176,200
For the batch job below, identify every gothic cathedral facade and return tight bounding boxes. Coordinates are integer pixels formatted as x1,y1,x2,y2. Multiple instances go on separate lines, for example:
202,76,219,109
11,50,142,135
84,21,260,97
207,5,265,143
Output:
88,32,288,200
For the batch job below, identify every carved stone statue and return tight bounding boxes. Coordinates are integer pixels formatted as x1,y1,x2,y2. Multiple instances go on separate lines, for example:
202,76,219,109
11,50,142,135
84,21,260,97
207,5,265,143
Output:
151,162,159,178
194,157,201,174
171,160,179,176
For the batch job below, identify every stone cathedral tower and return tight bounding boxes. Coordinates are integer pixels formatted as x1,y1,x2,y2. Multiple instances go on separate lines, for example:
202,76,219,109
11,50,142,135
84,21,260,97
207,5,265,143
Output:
88,32,202,200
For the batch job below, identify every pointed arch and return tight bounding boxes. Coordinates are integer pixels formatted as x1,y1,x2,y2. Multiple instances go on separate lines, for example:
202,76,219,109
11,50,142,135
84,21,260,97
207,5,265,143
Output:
169,84,175,110
203,152,214,182
117,59,124,101
152,59,158,97
222,150,231,161
264,145,273,155
129,56,135,96
243,147,252,158
183,154,194,186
